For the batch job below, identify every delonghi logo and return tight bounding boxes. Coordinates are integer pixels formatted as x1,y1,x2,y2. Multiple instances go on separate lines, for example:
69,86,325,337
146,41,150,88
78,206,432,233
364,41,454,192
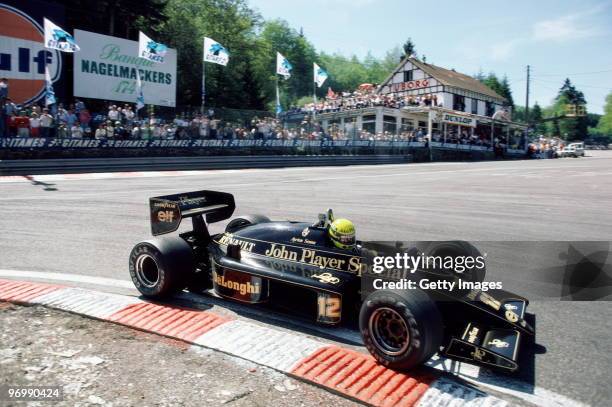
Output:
0,4,61,104
213,271,261,296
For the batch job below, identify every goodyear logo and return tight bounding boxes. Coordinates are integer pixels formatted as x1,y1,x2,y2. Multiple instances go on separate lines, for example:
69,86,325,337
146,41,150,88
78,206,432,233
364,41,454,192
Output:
0,4,62,104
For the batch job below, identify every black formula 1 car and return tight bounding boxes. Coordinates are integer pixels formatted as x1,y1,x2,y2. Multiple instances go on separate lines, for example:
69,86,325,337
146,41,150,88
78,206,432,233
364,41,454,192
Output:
129,190,535,372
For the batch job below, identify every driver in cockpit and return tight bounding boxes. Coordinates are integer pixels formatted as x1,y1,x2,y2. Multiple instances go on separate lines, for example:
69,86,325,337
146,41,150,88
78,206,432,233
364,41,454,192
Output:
319,209,356,251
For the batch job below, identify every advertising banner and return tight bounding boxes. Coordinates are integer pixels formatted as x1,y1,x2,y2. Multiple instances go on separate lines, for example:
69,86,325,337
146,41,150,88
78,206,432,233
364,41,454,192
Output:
0,138,419,149
0,1,64,104
441,112,477,127
73,29,176,107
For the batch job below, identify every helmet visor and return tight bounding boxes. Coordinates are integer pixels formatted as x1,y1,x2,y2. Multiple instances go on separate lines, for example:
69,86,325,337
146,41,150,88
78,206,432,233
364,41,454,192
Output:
334,233,355,246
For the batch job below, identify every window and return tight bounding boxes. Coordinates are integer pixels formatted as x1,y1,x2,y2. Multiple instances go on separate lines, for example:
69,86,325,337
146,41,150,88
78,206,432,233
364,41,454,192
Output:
383,115,397,134
401,118,414,132
471,99,478,115
361,115,376,134
404,70,414,82
486,102,495,117
453,95,466,111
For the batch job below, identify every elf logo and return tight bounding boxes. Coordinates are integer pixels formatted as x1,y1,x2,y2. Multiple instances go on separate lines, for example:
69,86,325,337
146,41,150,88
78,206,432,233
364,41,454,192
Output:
0,4,61,104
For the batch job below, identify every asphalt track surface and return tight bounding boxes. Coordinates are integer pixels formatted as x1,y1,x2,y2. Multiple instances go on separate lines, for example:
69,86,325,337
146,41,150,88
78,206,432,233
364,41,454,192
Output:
1,151,612,406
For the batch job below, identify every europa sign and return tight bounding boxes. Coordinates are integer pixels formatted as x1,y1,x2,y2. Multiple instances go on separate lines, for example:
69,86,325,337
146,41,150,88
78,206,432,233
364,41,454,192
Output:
0,4,62,104
442,113,477,127
390,79,430,92
73,29,176,107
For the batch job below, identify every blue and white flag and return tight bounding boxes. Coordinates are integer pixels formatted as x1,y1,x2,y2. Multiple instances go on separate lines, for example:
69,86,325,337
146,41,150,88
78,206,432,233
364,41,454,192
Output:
275,82,282,115
314,63,328,88
203,37,229,66
136,70,145,111
44,18,80,52
138,31,167,63
44,64,56,106
276,52,292,78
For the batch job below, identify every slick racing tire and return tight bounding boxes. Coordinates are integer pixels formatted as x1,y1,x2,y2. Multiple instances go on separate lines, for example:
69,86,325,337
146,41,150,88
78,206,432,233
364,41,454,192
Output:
225,214,270,233
421,241,486,282
129,236,195,299
359,289,442,370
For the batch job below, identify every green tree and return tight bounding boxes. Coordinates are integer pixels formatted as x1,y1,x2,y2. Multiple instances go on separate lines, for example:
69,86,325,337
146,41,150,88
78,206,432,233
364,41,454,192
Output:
480,73,513,107
530,103,547,134
161,0,263,109
63,0,168,39
596,92,612,136
552,78,588,140
403,38,416,57
253,19,317,109
500,76,514,107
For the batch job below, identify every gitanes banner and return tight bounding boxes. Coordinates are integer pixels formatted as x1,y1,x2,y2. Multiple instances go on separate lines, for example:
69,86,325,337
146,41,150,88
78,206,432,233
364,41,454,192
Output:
73,29,176,107
0,138,420,149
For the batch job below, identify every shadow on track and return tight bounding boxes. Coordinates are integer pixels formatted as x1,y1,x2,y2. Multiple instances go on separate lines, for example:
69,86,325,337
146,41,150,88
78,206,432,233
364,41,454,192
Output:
23,175,58,191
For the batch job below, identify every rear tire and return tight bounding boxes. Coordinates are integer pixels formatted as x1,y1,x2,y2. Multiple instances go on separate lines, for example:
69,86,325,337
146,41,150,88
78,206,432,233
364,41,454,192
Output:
129,236,195,299
359,289,442,370
225,214,270,233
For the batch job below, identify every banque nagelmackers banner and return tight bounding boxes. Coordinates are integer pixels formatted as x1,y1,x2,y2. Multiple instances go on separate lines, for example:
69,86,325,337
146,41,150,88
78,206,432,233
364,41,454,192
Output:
73,29,177,107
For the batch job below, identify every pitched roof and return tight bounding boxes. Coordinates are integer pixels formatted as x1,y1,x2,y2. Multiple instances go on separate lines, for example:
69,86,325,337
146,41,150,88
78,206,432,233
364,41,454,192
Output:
380,57,507,102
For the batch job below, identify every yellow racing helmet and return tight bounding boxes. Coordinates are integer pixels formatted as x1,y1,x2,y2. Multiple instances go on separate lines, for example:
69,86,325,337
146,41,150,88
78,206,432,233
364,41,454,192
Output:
328,218,356,250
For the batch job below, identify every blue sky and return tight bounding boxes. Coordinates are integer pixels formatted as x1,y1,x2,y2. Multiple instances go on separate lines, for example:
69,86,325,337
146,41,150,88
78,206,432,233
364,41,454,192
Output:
249,0,612,114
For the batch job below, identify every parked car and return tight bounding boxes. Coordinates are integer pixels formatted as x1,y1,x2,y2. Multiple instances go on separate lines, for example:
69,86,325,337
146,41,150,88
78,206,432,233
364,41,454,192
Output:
559,142,585,157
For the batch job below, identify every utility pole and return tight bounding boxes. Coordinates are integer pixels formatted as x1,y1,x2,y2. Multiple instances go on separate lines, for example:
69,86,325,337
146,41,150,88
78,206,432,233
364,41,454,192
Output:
525,65,530,123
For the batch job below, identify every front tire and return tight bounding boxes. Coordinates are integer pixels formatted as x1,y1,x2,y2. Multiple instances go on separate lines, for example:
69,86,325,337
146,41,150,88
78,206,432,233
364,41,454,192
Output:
129,236,195,299
420,241,486,282
359,289,442,370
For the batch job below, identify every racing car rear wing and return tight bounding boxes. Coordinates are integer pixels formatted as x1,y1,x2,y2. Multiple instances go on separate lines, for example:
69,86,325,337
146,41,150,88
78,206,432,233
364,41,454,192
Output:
149,190,235,236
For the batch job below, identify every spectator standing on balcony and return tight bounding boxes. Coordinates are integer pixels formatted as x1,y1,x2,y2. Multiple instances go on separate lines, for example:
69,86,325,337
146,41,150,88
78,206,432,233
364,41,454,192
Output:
79,108,91,130
210,118,218,139
0,78,8,101
95,123,107,139
0,99,4,137
106,121,115,139
108,105,120,122
71,121,83,138
75,99,85,114
65,109,77,128
14,111,30,137
56,104,67,125
3,98,16,137
199,116,209,138
124,106,134,124
29,112,41,137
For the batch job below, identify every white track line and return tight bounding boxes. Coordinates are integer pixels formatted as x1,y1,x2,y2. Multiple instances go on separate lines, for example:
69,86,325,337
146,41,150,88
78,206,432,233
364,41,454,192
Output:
0,269,134,289
0,268,588,407
0,160,599,184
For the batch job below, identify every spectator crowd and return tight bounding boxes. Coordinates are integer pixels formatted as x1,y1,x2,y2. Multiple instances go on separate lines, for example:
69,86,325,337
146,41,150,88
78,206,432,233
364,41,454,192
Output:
285,87,444,116
0,78,516,148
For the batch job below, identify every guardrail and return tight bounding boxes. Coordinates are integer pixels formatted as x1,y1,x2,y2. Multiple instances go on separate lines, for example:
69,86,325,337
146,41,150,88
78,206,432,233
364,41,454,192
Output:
0,154,412,175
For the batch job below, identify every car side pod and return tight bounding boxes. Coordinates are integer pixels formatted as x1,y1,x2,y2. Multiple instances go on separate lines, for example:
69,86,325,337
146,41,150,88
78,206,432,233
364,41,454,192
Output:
443,322,521,372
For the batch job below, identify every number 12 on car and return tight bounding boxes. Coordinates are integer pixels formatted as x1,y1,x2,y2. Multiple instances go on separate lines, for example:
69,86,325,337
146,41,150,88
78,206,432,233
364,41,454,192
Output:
317,292,341,324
